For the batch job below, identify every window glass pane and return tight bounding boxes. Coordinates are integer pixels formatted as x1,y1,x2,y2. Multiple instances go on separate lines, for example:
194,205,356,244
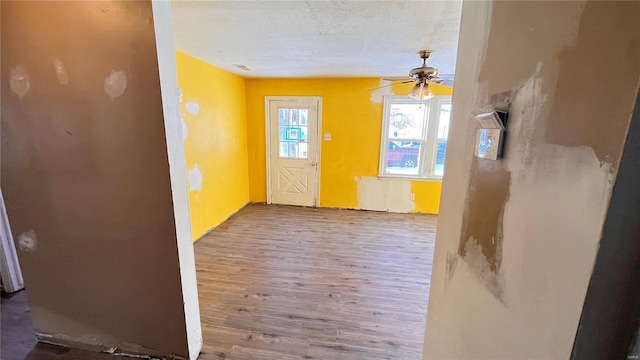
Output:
434,141,447,177
299,143,308,158
280,142,299,158
300,109,308,125
433,103,451,177
385,141,421,176
437,104,451,140
278,109,289,126
279,126,287,141
388,103,427,139
278,124,308,159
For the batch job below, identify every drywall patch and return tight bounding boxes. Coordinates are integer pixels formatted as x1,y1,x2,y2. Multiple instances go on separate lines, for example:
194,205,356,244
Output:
186,101,200,115
462,238,506,303
104,69,127,100
188,164,202,191
370,79,395,104
356,176,415,213
181,116,188,140
52,58,69,85
17,230,37,251
9,65,30,99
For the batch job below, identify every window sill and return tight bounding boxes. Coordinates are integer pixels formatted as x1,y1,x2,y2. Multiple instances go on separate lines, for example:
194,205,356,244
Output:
377,175,443,182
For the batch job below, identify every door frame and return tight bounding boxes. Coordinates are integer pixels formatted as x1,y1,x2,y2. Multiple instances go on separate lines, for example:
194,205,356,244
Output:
265,96,322,206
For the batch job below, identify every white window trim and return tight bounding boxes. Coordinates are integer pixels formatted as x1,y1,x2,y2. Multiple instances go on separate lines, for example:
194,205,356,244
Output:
378,95,452,181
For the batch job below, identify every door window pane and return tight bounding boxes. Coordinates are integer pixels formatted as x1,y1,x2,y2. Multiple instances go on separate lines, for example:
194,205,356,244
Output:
385,141,421,176
277,107,309,159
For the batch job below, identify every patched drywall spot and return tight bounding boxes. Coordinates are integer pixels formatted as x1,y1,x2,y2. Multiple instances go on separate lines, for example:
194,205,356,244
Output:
459,157,510,273
181,116,188,141
356,176,415,213
188,164,202,191
178,88,183,103
52,58,69,85
186,101,200,115
9,65,30,99
17,230,37,251
370,79,395,104
462,238,506,303
104,69,127,100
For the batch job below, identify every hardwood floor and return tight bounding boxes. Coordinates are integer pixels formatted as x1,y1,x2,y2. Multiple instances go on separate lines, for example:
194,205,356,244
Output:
195,204,436,360
1,204,436,359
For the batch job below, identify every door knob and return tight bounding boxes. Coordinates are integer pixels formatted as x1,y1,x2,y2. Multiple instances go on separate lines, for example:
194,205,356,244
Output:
311,162,317,166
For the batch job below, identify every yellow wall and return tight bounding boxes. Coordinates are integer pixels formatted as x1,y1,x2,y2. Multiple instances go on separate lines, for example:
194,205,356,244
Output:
245,78,452,213
175,51,250,240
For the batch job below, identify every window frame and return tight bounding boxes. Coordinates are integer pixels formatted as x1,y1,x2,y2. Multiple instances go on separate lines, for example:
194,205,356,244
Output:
378,95,452,180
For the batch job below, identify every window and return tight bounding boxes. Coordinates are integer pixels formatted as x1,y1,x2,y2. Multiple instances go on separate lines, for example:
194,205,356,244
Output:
278,108,309,159
379,95,452,179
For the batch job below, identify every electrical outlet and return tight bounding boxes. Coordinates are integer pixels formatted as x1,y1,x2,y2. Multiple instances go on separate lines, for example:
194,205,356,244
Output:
410,193,415,201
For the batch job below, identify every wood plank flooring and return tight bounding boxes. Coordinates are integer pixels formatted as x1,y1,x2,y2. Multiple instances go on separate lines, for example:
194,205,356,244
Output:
195,204,436,360
1,204,436,359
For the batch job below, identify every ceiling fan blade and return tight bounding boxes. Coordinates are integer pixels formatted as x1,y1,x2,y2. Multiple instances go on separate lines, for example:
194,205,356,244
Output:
381,77,412,81
367,80,414,91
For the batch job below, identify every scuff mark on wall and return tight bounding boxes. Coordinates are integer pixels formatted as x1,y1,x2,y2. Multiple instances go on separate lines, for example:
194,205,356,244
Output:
186,101,199,115
445,251,458,288
356,176,415,213
188,164,202,191
17,230,37,251
104,69,127,100
52,58,69,85
369,79,395,104
9,65,30,99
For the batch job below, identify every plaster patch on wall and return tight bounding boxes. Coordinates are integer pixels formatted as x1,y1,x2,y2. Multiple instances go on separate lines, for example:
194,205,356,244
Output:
9,65,30,99
356,176,415,213
457,63,547,301
178,88,183,103
462,238,506,303
52,58,69,85
17,230,37,251
181,116,188,140
186,101,200,115
104,69,127,100
188,164,202,191
369,79,395,104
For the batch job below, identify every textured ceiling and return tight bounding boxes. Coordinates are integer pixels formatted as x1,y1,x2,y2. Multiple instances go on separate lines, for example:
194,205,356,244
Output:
170,1,462,78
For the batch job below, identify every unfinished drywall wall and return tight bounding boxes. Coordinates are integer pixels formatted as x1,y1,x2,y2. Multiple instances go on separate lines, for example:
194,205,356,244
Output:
1,1,200,358
424,1,640,359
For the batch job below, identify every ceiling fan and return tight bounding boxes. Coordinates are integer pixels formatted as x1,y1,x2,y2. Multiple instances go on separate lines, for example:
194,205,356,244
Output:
371,50,453,100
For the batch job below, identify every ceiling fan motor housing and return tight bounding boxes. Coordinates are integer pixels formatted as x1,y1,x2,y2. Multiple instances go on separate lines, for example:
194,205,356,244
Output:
409,66,439,79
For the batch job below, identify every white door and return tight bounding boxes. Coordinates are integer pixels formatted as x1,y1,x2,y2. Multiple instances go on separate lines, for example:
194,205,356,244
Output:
267,97,320,207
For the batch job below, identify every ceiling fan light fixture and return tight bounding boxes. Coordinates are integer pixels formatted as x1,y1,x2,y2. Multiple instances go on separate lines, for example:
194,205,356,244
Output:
408,82,435,100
